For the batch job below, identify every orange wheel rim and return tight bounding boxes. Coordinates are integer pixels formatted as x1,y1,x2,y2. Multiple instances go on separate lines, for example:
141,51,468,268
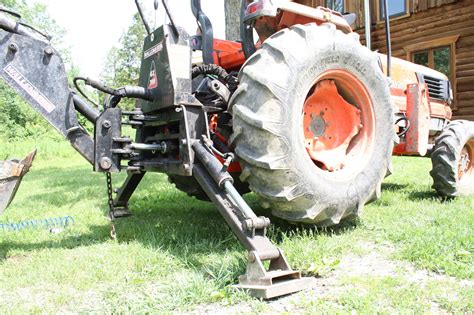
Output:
458,139,474,183
302,70,375,173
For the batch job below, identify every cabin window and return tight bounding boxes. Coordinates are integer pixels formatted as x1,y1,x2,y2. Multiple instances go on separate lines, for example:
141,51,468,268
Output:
413,51,429,68
412,46,452,81
404,35,459,107
325,0,344,13
378,0,409,20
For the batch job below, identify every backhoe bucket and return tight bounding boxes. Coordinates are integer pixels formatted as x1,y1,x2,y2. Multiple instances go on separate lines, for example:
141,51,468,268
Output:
0,150,36,214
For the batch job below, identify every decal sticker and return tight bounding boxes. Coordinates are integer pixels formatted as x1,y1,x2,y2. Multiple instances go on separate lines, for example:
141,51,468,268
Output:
169,44,191,79
144,42,163,59
3,64,56,113
148,61,158,89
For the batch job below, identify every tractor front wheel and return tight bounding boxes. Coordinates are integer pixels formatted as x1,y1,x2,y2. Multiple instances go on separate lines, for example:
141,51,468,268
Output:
430,120,474,197
230,23,394,225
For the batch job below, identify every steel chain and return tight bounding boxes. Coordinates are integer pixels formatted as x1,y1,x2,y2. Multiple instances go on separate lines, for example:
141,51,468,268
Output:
105,172,117,240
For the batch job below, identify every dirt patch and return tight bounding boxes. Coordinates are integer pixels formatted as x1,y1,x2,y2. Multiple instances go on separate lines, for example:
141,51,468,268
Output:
191,242,473,314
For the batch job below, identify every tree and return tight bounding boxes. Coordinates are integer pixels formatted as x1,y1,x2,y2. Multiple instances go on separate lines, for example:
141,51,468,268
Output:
101,13,146,110
0,0,71,140
225,0,241,41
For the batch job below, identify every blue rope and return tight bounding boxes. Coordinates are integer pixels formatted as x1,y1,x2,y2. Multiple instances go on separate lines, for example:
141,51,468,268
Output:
0,216,75,232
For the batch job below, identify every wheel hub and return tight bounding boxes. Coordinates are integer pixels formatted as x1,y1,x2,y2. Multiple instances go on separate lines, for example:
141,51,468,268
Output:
303,80,362,171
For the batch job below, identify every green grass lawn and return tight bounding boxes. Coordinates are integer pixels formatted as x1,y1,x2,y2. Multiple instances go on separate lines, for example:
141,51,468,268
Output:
0,138,473,313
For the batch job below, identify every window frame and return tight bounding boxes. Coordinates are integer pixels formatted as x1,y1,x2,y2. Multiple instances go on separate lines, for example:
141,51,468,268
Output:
324,0,345,13
376,0,410,22
404,35,460,108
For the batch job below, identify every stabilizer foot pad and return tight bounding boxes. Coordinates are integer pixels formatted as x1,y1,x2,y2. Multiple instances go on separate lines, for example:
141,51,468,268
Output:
234,276,315,299
112,207,132,218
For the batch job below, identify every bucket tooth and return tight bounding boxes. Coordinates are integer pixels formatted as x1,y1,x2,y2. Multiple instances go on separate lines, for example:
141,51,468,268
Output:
0,149,37,214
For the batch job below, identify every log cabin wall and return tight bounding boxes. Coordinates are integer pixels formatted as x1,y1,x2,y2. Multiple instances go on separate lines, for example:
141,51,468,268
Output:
355,0,474,120
301,0,474,120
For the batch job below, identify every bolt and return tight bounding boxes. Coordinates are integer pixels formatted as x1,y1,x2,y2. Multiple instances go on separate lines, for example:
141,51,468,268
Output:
100,157,112,170
102,120,111,129
182,163,190,170
44,47,54,56
8,43,18,53
180,139,187,145
248,251,256,263
243,218,253,230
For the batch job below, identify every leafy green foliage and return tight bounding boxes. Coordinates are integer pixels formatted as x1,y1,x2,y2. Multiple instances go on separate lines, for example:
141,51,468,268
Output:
101,13,146,110
1,0,19,9
0,0,74,141
0,81,53,140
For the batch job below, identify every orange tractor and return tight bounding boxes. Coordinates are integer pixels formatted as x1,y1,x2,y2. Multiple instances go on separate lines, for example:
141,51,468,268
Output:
196,0,473,224
0,0,473,298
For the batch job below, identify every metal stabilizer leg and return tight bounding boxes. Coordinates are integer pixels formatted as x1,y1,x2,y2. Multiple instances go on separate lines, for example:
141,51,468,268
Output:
0,149,36,214
192,142,314,299
111,170,145,218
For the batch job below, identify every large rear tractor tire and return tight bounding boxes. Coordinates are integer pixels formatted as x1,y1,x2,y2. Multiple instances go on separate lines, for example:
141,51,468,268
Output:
430,120,474,197
168,175,210,201
230,23,395,226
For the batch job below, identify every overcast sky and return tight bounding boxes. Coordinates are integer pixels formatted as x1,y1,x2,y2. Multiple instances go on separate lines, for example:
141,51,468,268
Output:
27,0,225,78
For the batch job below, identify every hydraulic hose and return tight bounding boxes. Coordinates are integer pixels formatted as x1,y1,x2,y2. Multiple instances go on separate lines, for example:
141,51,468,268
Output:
192,64,238,91
192,64,229,80
73,77,154,105
0,13,48,42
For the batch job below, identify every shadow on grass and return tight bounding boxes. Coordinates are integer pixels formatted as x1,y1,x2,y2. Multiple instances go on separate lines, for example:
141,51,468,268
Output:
15,166,109,208
408,190,439,201
407,189,454,203
382,182,409,192
245,196,360,244
2,165,363,281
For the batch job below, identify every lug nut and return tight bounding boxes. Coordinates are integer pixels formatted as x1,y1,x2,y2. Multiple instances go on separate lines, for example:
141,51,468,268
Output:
8,43,18,53
44,47,54,56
